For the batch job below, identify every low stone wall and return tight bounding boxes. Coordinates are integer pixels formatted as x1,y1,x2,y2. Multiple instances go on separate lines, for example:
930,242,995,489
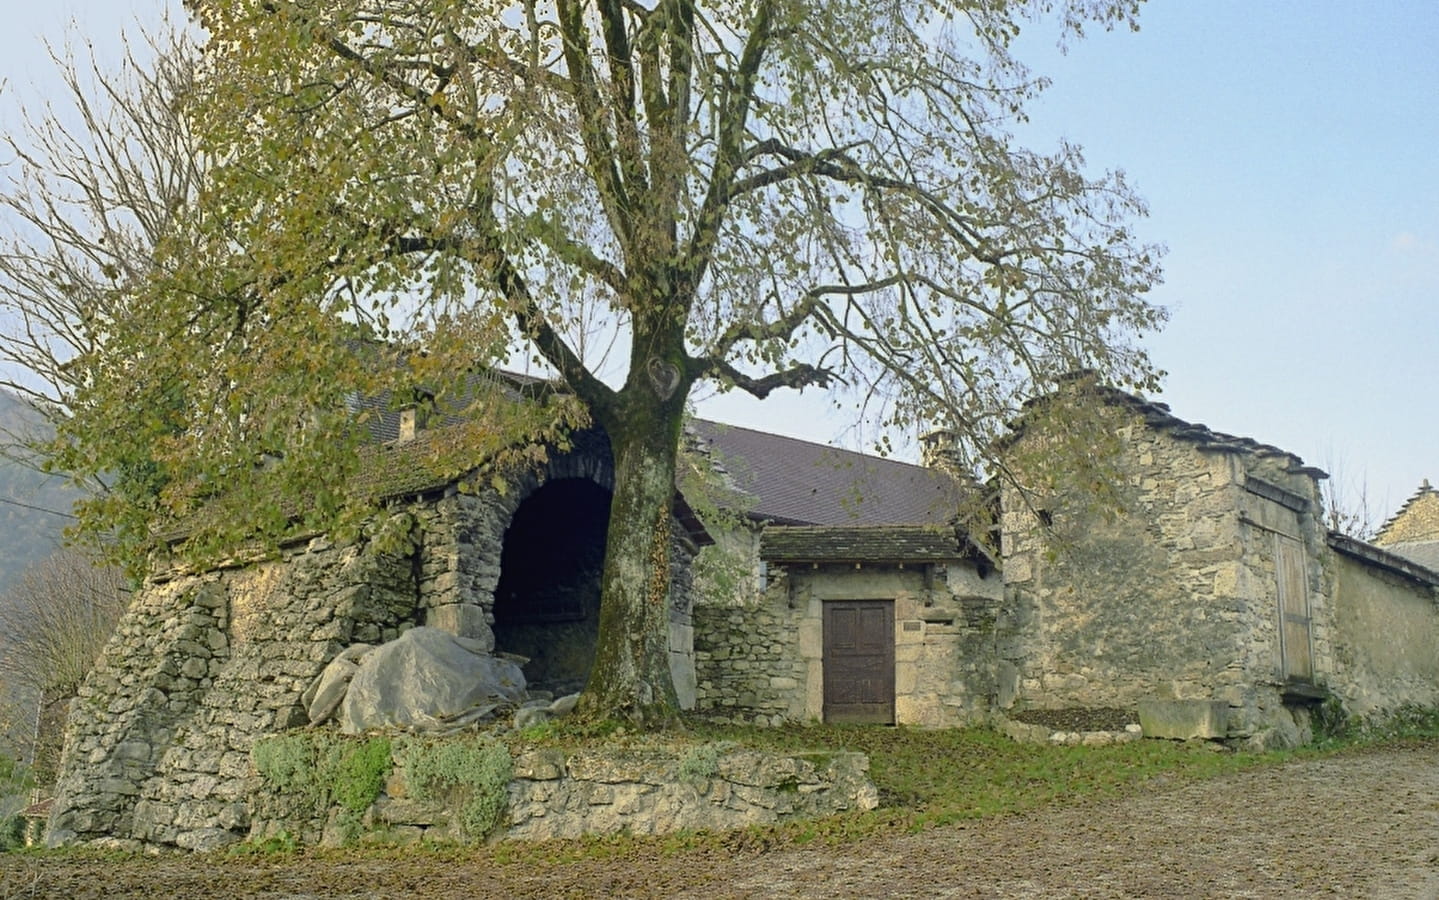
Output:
246,737,877,848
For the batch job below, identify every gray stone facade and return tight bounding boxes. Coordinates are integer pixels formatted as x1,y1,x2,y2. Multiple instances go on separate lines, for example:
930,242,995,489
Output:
998,408,1334,748
697,387,1439,748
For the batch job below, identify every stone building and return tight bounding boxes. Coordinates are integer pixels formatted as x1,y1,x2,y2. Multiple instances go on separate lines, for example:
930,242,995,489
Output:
996,385,1439,748
687,421,1001,729
45,380,1439,849
1373,480,1439,568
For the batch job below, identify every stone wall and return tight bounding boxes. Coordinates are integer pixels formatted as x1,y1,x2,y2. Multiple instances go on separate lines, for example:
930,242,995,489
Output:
505,745,875,840
1328,549,1439,719
999,406,1332,748
695,561,1000,727
245,740,877,847
49,513,426,850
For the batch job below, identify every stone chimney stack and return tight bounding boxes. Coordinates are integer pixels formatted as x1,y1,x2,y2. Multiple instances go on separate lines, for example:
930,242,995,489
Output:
919,428,969,478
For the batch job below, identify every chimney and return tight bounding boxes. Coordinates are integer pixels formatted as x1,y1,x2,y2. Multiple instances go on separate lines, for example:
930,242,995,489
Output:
919,428,968,477
398,407,417,442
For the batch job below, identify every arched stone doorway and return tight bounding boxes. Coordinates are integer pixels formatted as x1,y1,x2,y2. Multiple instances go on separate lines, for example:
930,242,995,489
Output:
491,478,612,696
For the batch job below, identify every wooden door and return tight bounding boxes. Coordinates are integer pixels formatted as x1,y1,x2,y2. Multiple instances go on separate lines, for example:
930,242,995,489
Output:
1275,534,1313,682
823,600,895,724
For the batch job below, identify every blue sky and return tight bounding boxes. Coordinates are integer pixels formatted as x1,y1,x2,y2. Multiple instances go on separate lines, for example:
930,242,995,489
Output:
3,1,1436,528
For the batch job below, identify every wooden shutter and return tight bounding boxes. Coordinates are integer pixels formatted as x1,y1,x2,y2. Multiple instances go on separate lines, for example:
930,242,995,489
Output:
1275,534,1313,682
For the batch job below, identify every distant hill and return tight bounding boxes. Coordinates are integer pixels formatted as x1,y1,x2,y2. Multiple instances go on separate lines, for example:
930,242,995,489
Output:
0,391,79,594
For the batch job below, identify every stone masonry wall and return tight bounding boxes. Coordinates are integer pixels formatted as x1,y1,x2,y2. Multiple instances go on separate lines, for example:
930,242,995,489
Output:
246,742,877,847
50,439,701,850
695,562,1000,727
1329,551,1439,719
50,512,426,851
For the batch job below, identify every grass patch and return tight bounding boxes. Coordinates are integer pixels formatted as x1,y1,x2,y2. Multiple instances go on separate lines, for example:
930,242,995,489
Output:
687,722,1268,836
251,732,393,844
398,736,512,840
1309,702,1439,750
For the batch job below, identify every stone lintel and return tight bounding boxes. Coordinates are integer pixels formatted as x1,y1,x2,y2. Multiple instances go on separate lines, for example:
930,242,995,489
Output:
1137,699,1228,740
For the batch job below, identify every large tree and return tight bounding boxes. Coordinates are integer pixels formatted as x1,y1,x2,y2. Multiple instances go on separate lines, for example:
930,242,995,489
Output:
56,0,1163,724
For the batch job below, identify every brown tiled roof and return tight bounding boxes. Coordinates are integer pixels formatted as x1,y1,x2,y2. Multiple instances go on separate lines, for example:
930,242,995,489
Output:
760,524,969,563
690,420,964,526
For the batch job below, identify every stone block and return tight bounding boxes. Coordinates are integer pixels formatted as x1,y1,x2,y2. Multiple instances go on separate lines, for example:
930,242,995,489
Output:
426,604,495,647
1137,699,1228,740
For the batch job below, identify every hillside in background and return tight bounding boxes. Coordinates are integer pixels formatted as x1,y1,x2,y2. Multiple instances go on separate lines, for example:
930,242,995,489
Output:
0,391,78,595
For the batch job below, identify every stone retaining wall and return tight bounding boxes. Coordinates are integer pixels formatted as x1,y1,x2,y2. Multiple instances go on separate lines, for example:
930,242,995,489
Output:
245,741,877,847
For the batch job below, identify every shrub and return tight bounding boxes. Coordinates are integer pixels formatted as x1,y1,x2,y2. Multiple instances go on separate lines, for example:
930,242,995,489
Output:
251,732,393,835
678,741,735,782
399,737,512,840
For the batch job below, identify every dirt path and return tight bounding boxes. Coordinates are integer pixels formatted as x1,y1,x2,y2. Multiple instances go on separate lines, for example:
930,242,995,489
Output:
6,744,1439,899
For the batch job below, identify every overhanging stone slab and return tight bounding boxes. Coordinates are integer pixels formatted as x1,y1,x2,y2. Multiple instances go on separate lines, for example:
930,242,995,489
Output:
1137,699,1228,740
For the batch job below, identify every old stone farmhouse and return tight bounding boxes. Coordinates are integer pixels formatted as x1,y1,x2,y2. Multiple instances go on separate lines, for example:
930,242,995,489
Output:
46,378,1439,849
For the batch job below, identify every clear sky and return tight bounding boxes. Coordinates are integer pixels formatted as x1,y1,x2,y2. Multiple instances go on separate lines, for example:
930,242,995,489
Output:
3,1,1436,528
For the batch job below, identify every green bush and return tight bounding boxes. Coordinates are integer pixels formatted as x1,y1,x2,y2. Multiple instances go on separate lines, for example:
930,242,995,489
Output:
399,737,512,840
327,737,393,813
252,733,393,825
678,741,735,782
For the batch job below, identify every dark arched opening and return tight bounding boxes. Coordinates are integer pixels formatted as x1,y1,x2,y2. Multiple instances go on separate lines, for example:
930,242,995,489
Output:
492,478,611,697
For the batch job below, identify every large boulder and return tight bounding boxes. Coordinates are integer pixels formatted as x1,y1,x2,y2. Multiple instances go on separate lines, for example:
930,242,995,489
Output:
339,627,527,734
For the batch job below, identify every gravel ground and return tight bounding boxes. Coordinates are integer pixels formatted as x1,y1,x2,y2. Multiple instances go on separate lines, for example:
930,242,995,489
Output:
4,743,1438,899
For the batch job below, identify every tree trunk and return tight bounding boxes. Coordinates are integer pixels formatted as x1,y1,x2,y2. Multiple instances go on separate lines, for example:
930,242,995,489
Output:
580,384,687,726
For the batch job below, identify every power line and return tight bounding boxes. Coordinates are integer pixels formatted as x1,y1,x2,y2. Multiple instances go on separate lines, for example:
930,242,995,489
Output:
0,494,76,519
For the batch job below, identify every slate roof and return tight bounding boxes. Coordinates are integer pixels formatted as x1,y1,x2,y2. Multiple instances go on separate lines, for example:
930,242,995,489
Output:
1375,540,1439,574
689,420,965,527
760,524,967,564
1327,532,1439,587
1011,375,1329,480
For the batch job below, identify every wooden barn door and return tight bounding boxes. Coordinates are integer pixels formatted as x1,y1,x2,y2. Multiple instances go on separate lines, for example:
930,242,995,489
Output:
1275,534,1313,683
823,600,895,724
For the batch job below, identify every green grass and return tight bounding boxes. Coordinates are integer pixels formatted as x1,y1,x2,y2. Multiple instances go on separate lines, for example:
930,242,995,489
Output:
687,723,1268,835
